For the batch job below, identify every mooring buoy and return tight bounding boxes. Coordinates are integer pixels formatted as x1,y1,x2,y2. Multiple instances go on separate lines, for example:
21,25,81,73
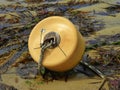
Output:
28,16,85,72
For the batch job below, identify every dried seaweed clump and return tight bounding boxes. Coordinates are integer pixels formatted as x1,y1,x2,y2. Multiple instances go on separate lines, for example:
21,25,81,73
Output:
0,83,17,90
97,48,120,65
69,11,104,36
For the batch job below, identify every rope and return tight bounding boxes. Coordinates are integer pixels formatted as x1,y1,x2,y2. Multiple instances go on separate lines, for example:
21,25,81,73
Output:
38,40,53,75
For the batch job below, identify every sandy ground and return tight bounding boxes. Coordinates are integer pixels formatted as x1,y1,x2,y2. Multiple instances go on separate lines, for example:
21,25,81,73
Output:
1,67,108,90
0,66,109,90
0,0,120,90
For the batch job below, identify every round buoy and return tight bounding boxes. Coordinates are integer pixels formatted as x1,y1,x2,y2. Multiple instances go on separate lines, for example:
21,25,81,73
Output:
28,16,85,72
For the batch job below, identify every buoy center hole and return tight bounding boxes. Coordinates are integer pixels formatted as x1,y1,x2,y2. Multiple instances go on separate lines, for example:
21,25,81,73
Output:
43,32,61,48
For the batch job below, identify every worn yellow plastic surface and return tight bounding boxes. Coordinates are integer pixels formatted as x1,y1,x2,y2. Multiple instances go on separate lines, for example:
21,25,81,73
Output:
28,16,85,72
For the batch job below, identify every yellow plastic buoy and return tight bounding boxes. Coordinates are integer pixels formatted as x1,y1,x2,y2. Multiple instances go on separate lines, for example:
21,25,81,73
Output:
28,16,85,72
